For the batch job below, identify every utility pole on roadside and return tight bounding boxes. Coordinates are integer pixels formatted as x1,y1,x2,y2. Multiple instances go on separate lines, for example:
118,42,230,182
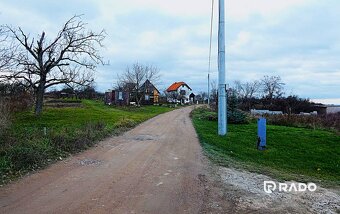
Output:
207,0,215,106
218,0,227,135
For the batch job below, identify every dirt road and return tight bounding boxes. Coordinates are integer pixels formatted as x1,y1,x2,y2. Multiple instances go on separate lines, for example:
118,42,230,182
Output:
0,107,209,214
1,106,339,214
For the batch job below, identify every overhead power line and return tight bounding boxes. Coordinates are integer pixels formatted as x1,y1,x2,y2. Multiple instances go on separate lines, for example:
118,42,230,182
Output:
208,0,214,105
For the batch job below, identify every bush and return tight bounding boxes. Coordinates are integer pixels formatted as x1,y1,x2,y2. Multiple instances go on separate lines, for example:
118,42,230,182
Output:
51,122,107,153
265,113,340,132
52,133,92,153
8,141,53,171
0,100,11,136
321,113,340,132
192,107,218,121
0,83,33,112
228,110,249,124
51,132,80,153
115,118,137,128
192,106,249,124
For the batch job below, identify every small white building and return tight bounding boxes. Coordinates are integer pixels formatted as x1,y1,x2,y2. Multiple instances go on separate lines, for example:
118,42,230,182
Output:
166,82,192,104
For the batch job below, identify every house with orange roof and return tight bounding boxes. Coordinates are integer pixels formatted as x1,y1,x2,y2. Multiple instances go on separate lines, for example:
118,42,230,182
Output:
166,82,192,104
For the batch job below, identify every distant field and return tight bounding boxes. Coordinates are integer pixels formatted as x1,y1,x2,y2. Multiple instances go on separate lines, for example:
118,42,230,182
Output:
191,108,340,187
0,100,174,184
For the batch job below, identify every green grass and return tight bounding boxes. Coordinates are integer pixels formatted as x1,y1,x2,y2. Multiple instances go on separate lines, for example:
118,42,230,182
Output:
0,100,174,184
13,100,172,129
191,108,340,187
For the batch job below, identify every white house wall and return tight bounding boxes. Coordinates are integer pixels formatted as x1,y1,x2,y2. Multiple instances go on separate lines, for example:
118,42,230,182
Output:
178,85,192,104
167,85,192,104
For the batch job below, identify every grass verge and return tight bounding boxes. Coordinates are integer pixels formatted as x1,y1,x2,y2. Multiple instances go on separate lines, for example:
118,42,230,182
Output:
0,100,174,184
191,107,340,187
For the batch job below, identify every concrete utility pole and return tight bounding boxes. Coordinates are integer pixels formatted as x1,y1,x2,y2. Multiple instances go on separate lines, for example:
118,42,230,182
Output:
218,0,227,135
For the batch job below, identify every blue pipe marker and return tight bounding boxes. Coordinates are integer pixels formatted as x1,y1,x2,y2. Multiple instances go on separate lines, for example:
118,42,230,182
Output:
257,118,267,150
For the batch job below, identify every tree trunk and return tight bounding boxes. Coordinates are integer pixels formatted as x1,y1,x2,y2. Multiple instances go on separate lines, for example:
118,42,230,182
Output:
34,83,45,116
136,92,141,106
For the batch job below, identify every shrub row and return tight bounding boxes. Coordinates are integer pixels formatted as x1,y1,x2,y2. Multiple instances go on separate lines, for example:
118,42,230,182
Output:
0,100,11,136
191,106,249,124
264,113,340,132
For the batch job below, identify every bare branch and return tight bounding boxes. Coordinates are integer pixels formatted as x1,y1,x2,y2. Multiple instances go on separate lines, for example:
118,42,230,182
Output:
0,15,105,115
117,63,161,106
261,75,285,100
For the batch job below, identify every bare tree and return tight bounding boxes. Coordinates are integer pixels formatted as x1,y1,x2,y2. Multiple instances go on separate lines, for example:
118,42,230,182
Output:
164,90,179,103
232,80,260,99
261,75,285,100
118,63,160,106
196,91,208,104
64,81,81,98
243,80,260,99
233,80,244,98
0,28,7,70
0,28,16,72
0,15,106,115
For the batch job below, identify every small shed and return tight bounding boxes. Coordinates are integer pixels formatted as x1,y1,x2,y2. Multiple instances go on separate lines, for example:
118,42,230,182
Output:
114,90,130,106
104,89,130,106
104,90,115,105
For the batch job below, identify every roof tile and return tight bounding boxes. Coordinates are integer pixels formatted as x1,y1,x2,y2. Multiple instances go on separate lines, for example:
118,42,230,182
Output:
166,82,191,92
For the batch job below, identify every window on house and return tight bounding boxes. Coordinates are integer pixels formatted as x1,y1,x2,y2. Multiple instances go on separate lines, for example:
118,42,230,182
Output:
145,94,150,101
180,90,186,95
118,92,123,100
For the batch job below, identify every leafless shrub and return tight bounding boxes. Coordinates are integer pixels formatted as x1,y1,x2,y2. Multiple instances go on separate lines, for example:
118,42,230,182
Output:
265,113,340,132
321,113,340,132
0,83,34,112
0,99,11,133
117,63,160,106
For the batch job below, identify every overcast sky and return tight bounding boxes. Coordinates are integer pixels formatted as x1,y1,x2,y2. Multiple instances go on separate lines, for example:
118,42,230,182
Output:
1,0,339,104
